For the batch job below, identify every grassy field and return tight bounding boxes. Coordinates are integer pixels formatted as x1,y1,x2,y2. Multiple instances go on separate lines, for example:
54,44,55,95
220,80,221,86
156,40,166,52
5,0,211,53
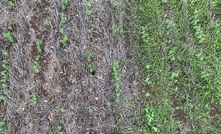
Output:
0,0,221,133
128,0,221,133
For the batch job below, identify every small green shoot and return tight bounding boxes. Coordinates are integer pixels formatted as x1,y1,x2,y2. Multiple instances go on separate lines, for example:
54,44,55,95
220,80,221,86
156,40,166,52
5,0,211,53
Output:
31,94,38,105
60,107,67,113
88,87,93,93
59,28,64,35
60,36,68,45
83,0,91,7
3,32,14,43
57,125,64,134
8,1,15,8
36,39,42,54
88,10,93,16
89,108,93,113
112,25,119,36
37,0,42,4
60,12,67,23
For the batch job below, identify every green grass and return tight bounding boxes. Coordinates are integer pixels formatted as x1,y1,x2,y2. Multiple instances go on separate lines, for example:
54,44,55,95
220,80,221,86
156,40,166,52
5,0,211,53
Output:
128,0,221,133
0,121,6,132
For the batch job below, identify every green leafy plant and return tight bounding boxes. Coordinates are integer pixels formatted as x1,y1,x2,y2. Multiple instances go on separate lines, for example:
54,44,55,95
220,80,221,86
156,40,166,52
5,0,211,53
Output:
59,28,64,35
60,36,68,45
31,94,38,105
33,55,41,73
83,0,91,7
89,108,93,113
60,107,67,113
60,12,67,23
8,1,15,8
86,52,95,74
37,0,42,4
57,125,64,134
1,52,9,89
112,25,120,36
36,39,42,54
88,10,93,16
3,32,14,43
88,87,93,93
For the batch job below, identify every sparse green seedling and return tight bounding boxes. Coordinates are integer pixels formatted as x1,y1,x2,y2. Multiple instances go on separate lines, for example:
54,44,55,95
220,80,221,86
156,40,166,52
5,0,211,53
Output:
3,32,14,43
8,1,15,8
28,122,33,128
60,36,68,45
83,0,91,7
60,12,67,23
86,52,95,74
57,125,64,134
36,39,42,54
89,108,93,113
59,28,64,35
85,131,90,134
112,25,120,36
8,26,13,30
31,94,38,105
88,10,93,16
88,87,93,93
37,0,42,4
60,107,67,113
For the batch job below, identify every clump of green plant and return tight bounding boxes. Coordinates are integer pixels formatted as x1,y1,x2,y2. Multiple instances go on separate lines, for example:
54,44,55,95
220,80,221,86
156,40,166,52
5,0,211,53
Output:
61,0,69,10
86,52,95,74
57,125,64,134
89,108,93,113
191,9,205,43
8,1,15,8
87,10,93,16
88,87,93,93
37,0,42,4
33,55,41,73
0,121,6,132
31,94,38,105
60,107,67,113
83,0,91,7
36,39,42,54
3,32,14,43
60,12,67,23
112,60,121,103
1,51,9,89
60,36,68,45
112,25,120,36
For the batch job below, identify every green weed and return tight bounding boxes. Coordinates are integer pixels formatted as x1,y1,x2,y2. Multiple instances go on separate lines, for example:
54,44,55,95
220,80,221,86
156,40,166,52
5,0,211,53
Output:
1,52,9,89
112,25,119,36
59,28,64,35
3,32,14,43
